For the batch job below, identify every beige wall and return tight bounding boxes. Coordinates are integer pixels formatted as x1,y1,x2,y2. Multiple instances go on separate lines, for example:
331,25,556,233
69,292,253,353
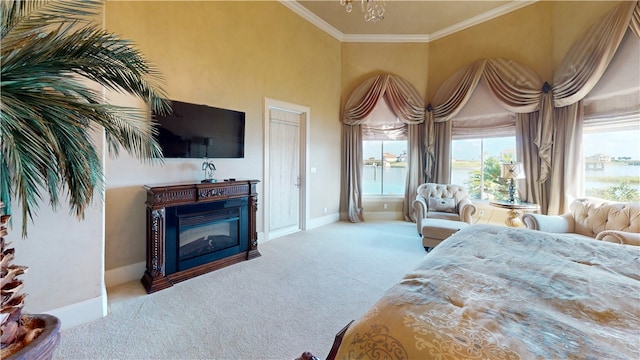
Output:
551,1,622,71
103,1,343,271
428,1,554,99
341,42,429,104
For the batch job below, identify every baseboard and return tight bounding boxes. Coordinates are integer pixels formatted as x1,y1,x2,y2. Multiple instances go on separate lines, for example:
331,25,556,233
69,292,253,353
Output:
45,294,107,330
307,213,339,229
105,261,146,288
364,211,404,221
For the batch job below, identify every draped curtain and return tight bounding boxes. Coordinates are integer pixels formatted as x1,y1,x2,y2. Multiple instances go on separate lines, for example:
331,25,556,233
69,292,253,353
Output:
425,58,547,207
424,0,639,215
542,0,640,214
340,0,639,222
341,74,426,222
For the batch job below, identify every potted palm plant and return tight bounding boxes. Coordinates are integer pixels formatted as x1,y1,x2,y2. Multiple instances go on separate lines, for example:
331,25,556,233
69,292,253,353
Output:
0,0,169,357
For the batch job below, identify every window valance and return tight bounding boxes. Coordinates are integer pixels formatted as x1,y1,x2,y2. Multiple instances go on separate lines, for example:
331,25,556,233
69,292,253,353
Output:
553,1,639,107
430,58,544,123
342,74,425,125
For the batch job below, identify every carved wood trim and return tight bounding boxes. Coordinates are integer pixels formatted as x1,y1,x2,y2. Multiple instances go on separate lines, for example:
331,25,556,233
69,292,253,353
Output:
141,180,260,293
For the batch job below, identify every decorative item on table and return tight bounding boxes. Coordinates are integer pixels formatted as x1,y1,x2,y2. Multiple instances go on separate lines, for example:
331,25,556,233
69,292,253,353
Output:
501,162,525,203
201,159,217,183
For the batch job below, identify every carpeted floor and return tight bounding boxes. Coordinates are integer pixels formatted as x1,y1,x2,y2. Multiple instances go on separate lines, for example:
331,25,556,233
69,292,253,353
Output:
54,220,427,360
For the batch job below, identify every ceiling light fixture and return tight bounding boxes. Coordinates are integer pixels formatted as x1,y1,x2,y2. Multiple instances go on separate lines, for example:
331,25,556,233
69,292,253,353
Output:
340,0,386,22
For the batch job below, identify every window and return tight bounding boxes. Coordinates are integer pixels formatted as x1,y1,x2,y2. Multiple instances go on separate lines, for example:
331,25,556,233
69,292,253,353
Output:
361,97,407,196
362,140,407,195
451,136,516,200
583,126,640,202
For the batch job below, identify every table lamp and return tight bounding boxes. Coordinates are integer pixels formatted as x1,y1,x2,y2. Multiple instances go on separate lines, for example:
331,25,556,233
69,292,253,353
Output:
501,162,525,203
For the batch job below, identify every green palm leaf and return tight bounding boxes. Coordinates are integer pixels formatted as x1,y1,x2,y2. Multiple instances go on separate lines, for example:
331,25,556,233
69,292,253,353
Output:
1,0,171,236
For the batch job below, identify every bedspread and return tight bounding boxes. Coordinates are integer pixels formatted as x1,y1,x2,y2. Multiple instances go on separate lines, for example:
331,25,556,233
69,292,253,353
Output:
335,224,640,359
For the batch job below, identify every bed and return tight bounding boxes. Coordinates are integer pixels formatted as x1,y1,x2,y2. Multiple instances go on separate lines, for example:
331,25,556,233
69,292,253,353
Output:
324,224,640,359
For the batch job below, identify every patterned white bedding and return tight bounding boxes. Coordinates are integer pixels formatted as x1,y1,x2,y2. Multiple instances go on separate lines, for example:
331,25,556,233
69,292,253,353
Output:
335,224,640,359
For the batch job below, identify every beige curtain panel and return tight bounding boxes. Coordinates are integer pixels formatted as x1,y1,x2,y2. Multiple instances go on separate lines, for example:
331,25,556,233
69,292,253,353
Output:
543,0,639,214
341,74,426,223
426,58,545,192
633,1,640,37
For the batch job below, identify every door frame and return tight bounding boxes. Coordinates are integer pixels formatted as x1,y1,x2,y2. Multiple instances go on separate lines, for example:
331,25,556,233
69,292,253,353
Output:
263,97,310,240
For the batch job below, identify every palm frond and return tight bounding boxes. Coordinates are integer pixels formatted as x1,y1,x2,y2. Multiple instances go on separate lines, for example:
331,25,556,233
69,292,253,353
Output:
1,0,170,236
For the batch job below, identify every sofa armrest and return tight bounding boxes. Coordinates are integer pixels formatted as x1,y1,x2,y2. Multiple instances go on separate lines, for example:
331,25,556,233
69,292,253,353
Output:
412,197,427,235
595,230,640,246
522,213,575,233
458,198,477,224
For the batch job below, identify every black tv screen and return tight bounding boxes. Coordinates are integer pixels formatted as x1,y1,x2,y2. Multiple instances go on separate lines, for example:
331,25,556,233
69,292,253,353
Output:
153,101,245,158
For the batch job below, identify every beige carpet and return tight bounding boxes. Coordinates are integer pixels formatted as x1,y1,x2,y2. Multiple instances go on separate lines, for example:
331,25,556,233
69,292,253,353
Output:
54,220,427,360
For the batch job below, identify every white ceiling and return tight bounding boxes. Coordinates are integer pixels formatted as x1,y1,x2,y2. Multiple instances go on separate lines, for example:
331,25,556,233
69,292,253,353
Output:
282,0,538,42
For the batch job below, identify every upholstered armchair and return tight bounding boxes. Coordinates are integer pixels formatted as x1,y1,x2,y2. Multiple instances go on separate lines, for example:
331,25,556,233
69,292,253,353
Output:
413,183,477,235
522,197,640,245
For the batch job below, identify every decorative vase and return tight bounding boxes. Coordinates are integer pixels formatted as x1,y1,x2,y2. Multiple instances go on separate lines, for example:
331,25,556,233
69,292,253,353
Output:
5,314,60,360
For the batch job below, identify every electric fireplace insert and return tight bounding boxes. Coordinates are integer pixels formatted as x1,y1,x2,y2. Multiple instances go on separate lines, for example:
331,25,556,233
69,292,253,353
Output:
164,198,248,274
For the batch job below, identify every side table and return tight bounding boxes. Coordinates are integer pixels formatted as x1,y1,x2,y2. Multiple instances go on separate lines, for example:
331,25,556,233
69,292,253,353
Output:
490,200,540,227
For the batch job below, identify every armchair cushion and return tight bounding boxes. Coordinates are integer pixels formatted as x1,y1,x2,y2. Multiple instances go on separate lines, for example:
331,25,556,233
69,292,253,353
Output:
428,197,456,213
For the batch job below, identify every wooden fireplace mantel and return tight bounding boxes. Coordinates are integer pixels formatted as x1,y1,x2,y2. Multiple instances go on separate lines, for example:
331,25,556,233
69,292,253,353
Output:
141,179,260,293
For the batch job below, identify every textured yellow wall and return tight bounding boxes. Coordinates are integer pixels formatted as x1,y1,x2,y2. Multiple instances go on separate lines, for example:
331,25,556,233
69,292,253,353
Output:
341,42,429,105
427,1,554,100
104,1,342,270
551,1,623,71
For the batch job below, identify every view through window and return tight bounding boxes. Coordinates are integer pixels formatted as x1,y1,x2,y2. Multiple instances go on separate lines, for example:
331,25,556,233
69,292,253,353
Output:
583,126,640,201
362,140,407,195
451,137,516,200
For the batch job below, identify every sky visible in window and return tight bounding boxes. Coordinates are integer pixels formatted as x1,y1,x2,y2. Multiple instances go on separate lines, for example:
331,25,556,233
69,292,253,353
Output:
363,141,406,159
452,137,514,161
583,128,640,159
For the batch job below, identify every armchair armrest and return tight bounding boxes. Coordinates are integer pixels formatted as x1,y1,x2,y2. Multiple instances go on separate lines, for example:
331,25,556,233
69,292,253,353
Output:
522,213,575,233
458,198,476,224
413,196,427,235
596,230,640,246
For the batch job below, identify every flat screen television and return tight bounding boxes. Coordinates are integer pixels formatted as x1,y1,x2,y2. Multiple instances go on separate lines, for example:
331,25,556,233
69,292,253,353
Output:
153,101,245,158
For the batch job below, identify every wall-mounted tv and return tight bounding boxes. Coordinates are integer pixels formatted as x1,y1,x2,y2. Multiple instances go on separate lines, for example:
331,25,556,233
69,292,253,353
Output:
153,101,245,158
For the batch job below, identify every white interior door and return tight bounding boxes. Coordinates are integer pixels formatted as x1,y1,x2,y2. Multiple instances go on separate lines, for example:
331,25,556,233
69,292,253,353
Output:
268,108,302,237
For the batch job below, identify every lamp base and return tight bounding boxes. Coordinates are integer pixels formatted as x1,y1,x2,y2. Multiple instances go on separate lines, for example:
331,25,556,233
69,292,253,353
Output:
505,209,523,227
508,179,516,203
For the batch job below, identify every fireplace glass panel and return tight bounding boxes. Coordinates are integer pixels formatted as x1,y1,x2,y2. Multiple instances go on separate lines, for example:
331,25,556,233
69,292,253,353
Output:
178,208,240,262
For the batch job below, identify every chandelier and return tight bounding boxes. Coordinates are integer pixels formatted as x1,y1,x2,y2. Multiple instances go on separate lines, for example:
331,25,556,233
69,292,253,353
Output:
340,0,386,22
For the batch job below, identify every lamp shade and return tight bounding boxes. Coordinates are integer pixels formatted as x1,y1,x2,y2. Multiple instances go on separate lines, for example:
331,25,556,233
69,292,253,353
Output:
501,162,525,180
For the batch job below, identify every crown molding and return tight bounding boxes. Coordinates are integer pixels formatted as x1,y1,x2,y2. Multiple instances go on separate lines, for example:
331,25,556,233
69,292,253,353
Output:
342,33,431,43
280,0,538,43
279,0,345,41
429,1,539,42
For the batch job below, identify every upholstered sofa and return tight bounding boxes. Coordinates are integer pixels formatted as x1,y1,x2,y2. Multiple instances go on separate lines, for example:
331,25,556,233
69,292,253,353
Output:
413,183,476,236
522,197,640,246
